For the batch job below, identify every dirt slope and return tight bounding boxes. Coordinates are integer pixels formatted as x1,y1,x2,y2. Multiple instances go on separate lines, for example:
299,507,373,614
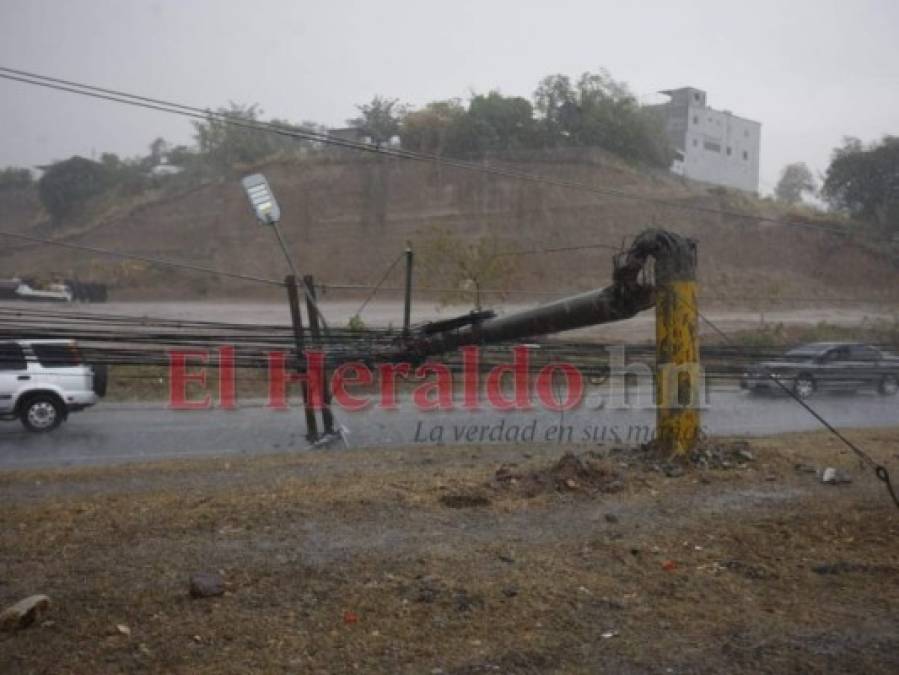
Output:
2,149,897,303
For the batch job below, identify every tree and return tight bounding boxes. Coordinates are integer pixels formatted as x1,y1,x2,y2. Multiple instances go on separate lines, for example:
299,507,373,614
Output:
99,153,122,170
148,137,169,165
348,96,406,146
822,136,899,233
166,145,196,167
533,73,577,141
37,156,109,221
192,103,291,173
401,94,536,158
532,70,673,167
466,91,536,152
774,162,816,205
417,228,515,308
0,167,33,191
400,99,469,155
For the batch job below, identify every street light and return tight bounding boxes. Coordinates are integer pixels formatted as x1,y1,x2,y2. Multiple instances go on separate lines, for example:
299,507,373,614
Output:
239,171,332,333
241,173,281,226
241,172,301,281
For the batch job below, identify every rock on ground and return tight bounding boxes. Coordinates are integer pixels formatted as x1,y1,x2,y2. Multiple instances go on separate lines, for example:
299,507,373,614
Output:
189,572,225,598
0,595,51,631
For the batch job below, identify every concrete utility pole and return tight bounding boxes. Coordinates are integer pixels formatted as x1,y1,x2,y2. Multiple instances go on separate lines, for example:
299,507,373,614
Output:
650,233,700,454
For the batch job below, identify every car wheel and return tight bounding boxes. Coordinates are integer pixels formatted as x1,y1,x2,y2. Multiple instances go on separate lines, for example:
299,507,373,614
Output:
793,375,815,400
92,362,108,397
880,374,899,396
20,394,64,432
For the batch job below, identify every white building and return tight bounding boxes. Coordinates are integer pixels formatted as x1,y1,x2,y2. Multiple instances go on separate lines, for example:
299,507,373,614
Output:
650,87,760,193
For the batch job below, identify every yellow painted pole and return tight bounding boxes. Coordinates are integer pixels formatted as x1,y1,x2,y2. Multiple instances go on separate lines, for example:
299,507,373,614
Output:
655,245,700,455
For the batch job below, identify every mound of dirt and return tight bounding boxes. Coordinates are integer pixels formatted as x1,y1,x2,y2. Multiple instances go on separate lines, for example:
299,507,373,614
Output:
4,148,898,303
633,439,757,473
492,452,624,498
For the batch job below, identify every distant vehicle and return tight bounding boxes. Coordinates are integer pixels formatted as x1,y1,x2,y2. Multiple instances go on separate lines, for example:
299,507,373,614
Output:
741,342,899,399
0,340,106,432
0,277,108,303
0,277,70,302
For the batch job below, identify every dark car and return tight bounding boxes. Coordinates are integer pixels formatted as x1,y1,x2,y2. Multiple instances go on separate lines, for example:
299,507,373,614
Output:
741,342,899,399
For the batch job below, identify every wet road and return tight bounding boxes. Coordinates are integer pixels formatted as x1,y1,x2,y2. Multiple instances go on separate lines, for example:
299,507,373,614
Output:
0,387,896,469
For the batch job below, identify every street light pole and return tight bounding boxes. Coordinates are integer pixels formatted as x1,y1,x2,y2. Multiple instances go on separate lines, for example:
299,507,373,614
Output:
241,173,337,444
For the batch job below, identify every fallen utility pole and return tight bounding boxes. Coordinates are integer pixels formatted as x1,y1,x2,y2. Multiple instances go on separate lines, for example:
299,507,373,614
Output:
392,229,700,455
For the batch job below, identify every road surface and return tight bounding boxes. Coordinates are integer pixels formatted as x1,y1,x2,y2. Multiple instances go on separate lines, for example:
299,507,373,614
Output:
0,387,896,469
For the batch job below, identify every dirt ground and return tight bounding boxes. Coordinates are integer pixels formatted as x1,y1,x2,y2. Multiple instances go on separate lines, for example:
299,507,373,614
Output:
1,428,898,674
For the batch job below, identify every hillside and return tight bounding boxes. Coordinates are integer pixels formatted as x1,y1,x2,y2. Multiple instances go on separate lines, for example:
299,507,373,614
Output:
2,148,898,306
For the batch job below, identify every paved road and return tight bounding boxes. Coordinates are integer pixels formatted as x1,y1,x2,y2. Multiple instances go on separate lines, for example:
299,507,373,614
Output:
0,387,896,469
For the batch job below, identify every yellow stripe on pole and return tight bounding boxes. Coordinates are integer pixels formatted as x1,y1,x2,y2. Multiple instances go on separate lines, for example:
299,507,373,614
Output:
656,279,700,455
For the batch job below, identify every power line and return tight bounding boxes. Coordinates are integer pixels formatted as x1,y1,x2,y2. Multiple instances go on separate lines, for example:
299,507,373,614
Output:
353,251,405,319
0,229,285,287
2,65,896,246
493,242,623,257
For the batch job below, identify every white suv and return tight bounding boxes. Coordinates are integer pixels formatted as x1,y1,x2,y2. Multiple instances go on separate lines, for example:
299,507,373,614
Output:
0,340,105,432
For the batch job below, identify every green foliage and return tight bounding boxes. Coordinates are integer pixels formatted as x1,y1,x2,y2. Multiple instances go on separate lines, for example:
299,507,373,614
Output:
400,92,536,157
775,162,816,205
400,99,469,155
148,137,169,165
533,74,577,132
417,228,516,307
37,156,110,221
398,69,673,167
822,136,899,234
466,91,536,153
533,70,674,167
0,167,33,191
347,315,367,332
192,103,308,175
348,96,406,146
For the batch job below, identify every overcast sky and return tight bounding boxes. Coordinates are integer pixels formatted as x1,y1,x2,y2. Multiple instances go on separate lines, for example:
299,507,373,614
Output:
1,0,897,193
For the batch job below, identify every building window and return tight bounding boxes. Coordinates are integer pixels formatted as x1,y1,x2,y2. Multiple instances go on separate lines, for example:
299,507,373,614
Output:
744,129,749,138
692,138,698,147
703,140,721,153
726,146,732,156
694,92,700,102
742,150,749,160
692,115,698,125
